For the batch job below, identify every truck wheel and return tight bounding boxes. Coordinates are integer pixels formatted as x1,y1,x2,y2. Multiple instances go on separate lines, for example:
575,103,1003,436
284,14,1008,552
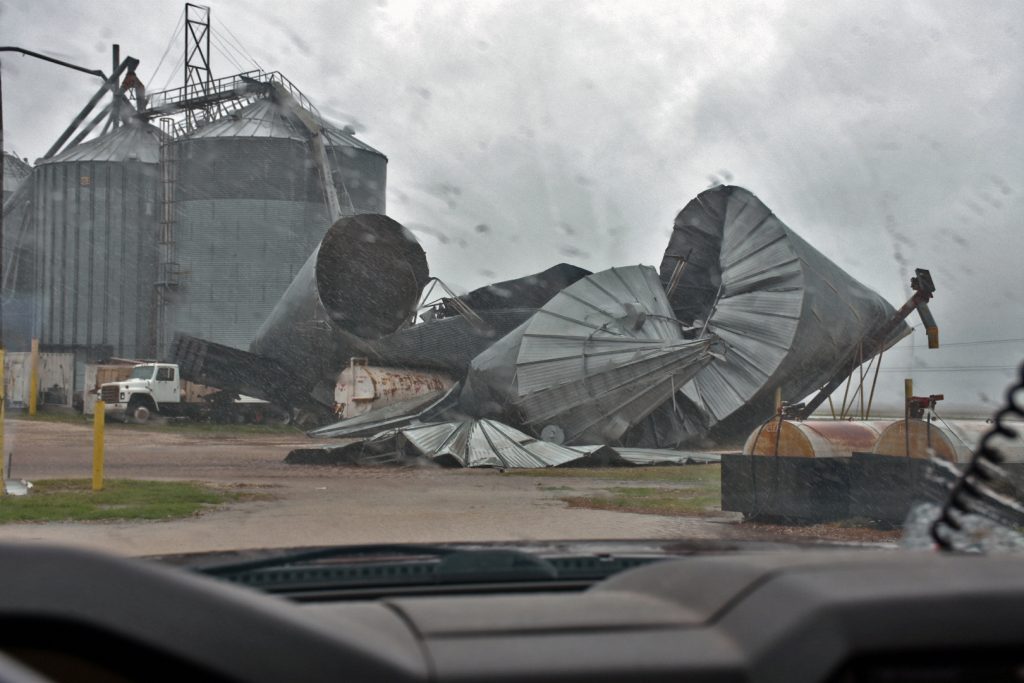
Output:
127,398,152,424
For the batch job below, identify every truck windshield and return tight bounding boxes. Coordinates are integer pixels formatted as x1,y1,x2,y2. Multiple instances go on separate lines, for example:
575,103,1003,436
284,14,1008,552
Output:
129,367,155,380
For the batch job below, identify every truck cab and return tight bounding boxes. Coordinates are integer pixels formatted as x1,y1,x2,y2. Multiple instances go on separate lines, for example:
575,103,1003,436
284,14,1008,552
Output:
100,363,179,422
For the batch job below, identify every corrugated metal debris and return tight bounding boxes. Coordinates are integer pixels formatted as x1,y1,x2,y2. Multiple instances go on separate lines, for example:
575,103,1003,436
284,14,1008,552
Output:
659,185,909,442
438,263,592,317
367,308,536,373
164,179,911,459
307,384,461,439
399,418,588,468
464,266,717,444
614,449,721,466
291,415,715,469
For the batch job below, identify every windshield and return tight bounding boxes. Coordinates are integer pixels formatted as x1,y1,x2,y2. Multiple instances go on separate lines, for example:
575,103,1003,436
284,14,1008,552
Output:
129,366,155,380
0,1,1021,559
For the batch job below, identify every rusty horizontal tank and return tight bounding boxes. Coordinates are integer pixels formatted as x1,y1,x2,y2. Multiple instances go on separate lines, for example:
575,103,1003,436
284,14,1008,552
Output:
250,214,430,379
871,420,967,463
333,362,454,420
743,419,894,458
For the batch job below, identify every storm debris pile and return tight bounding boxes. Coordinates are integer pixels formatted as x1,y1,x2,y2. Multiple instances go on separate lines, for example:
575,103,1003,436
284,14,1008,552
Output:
173,185,907,468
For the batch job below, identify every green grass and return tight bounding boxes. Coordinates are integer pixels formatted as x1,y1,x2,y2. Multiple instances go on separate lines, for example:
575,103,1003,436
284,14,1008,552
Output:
7,411,300,437
503,464,721,484
0,479,268,523
561,485,721,517
504,465,723,517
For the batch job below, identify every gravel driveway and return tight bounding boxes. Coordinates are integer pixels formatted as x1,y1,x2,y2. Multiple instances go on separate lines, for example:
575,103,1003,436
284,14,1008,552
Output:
0,418,745,555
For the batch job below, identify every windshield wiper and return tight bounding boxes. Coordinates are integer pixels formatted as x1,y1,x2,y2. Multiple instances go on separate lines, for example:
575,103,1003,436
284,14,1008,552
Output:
194,543,662,594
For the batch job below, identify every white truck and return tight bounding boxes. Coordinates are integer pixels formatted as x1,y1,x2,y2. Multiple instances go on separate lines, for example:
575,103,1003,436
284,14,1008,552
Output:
99,363,283,424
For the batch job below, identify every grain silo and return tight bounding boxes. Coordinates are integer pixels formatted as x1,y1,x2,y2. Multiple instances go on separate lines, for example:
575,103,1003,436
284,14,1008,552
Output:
30,119,161,360
165,88,387,352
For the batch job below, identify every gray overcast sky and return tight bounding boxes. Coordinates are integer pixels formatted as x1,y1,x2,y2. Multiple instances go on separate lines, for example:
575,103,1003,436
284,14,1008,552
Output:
1,0,1022,411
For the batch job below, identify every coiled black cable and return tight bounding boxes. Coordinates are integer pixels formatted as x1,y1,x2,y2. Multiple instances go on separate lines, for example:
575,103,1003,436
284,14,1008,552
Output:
930,362,1024,550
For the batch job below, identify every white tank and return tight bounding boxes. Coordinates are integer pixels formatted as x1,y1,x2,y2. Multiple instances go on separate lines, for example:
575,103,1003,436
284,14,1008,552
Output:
333,362,453,419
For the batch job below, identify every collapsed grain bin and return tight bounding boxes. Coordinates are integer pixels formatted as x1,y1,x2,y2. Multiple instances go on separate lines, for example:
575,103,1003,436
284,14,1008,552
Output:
248,213,429,383
659,185,910,444
463,265,717,444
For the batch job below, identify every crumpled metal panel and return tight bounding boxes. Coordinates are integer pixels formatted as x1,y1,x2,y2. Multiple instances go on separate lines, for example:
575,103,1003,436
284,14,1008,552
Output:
614,449,721,465
515,340,713,444
511,266,715,444
306,384,460,439
304,413,726,468
366,308,535,373
446,263,591,315
400,418,583,468
660,186,908,441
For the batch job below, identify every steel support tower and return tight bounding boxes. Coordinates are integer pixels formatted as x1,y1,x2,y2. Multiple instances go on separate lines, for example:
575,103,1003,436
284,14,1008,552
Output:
183,3,212,131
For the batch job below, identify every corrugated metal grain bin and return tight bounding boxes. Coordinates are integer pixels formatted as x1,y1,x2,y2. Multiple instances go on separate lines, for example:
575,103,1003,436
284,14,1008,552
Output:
168,96,387,351
31,121,161,360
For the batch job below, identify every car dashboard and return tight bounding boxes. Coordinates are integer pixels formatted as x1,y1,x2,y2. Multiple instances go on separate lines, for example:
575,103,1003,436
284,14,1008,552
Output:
1,543,1023,682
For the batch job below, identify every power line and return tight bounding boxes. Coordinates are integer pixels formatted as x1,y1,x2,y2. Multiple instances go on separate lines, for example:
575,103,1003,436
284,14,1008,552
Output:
890,335,1024,349
932,337,1024,348
878,366,1017,373
147,7,186,86
216,17,262,71
157,51,186,93
211,34,245,74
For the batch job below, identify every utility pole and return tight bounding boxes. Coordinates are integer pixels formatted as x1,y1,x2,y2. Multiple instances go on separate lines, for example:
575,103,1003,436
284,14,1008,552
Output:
111,44,120,130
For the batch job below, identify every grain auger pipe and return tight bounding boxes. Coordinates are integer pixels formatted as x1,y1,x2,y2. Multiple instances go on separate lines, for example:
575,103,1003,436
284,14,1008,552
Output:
796,267,938,420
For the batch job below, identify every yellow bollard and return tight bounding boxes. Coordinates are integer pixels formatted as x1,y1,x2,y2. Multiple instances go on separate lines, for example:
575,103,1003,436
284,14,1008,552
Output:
28,338,39,417
93,400,105,491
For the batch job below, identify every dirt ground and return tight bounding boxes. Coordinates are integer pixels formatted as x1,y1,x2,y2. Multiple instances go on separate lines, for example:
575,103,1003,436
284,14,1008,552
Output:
0,418,897,556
